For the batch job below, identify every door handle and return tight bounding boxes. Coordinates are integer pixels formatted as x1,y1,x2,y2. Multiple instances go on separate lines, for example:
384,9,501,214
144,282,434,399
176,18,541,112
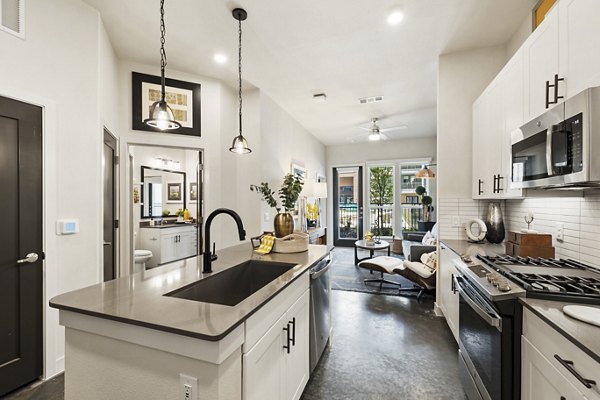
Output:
17,253,39,264
283,323,291,354
478,179,483,195
103,241,111,246
496,175,504,192
289,317,296,346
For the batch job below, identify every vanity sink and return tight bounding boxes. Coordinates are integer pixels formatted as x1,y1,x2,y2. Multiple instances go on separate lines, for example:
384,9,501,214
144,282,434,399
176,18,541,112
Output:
165,260,298,306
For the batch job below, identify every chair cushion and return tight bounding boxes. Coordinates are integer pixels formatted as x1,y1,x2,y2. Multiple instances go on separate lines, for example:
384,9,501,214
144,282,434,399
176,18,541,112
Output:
403,260,436,279
358,256,404,274
420,251,438,271
421,231,433,245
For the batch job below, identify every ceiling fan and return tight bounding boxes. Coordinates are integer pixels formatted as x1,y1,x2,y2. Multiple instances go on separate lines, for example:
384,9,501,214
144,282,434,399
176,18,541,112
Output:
352,117,407,142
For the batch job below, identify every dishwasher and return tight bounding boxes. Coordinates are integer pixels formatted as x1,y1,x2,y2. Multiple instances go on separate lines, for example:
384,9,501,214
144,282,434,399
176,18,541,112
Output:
309,255,332,373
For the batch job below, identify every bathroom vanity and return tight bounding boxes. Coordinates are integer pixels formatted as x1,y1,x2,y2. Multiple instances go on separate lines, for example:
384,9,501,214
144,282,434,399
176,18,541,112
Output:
139,224,198,268
50,244,328,400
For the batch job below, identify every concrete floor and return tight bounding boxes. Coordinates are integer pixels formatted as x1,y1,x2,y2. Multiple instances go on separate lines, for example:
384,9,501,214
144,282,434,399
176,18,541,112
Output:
300,291,465,400
4,291,464,400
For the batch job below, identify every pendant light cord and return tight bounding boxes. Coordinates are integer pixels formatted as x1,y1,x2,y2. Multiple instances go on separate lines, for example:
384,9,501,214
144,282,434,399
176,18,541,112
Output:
159,0,168,101
238,17,243,136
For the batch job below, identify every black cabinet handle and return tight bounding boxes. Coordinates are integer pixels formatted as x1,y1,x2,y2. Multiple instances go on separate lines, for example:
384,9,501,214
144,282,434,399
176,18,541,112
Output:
492,175,498,193
497,175,504,192
289,317,296,346
283,323,291,354
554,354,597,388
451,274,457,294
478,179,483,195
546,74,565,109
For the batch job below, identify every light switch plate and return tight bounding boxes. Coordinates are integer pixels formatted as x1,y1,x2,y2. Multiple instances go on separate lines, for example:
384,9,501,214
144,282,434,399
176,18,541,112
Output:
556,222,564,242
451,216,461,228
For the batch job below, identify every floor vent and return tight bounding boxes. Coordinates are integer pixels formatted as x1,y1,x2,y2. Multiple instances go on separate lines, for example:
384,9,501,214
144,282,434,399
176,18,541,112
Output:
1,0,25,39
358,95,384,104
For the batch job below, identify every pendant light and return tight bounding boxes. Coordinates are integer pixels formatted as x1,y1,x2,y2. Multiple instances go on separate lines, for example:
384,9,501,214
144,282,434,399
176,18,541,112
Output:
416,165,436,179
229,8,252,154
143,0,181,131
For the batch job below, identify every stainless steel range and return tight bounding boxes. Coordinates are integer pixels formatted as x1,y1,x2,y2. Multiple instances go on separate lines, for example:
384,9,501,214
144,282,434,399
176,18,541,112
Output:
454,254,600,400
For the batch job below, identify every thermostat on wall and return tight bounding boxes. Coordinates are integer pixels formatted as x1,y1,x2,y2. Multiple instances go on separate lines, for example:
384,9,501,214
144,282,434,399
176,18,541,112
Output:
56,219,79,235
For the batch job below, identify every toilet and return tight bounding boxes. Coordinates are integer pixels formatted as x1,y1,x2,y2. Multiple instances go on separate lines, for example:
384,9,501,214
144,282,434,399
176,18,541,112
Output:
134,249,153,273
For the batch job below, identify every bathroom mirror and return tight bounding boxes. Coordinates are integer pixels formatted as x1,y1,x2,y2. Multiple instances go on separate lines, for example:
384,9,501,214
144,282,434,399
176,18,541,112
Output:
141,166,186,218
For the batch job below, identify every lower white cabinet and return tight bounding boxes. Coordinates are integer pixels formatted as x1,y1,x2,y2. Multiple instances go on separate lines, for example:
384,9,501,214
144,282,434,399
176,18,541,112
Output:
438,245,460,341
522,336,586,400
139,225,198,268
522,308,600,400
243,289,310,400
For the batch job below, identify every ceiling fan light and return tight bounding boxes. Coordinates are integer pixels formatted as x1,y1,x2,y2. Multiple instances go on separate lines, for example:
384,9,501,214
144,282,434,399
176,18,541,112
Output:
387,7,404,25
368,132,381,141
229,135,252,154
144,100,181,130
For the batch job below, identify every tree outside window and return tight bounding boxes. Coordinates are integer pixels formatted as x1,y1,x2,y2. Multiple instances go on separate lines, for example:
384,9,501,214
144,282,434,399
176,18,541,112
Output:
369,166,394,237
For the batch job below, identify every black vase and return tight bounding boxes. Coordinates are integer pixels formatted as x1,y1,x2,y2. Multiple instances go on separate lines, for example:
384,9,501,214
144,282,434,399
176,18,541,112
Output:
485,202,505,244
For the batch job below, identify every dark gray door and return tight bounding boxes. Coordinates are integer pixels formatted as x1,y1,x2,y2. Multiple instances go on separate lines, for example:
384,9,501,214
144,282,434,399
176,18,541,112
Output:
333,166,363,247
103,130,117,281
0,96,43,396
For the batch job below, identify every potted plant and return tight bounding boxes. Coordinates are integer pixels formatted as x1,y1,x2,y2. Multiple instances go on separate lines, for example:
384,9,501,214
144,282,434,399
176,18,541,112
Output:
250,173,304,237
415,185,435,231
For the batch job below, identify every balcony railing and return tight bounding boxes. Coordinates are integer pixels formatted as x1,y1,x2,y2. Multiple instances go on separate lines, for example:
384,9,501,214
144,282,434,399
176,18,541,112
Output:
402,206,424,232
338,203,358,239
369,205,393,237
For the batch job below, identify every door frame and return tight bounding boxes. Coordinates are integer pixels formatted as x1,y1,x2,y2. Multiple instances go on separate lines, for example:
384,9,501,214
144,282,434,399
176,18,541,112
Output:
0,87,60,380
102,129,119,281
119,135,205,276
332,165,364,247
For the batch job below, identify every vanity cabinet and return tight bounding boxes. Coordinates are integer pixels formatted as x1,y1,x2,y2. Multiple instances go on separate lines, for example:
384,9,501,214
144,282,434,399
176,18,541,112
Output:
139,225,198,268
438,245,460,341
243,287,309,400
522,308,600,400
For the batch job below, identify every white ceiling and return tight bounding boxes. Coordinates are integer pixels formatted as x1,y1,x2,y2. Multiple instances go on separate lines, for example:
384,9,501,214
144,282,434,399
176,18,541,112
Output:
84,0,536,145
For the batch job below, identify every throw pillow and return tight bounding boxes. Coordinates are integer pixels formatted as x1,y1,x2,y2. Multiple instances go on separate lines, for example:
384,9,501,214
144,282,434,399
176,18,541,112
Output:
420,251,438,272
425,237,437,246
421,231,433,245
431,223,439,238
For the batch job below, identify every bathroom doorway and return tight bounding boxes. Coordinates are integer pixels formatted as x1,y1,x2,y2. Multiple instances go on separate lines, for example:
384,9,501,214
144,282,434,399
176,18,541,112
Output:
102,129,118,281
127,144,203,273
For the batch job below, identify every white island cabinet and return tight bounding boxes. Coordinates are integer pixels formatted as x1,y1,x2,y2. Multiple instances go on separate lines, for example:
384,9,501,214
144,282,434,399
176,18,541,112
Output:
51,244,328,400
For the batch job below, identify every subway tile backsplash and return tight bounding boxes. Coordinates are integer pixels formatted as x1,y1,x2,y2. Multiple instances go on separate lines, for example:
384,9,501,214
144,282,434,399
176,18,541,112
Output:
505,194,600,267
438,194,600,267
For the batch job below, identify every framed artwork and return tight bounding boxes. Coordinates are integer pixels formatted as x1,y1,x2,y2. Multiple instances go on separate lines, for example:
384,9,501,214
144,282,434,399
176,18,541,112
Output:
291,163,307,180
189,182,198,203
132,72,201,136
167,183,182,202
132,183,141,204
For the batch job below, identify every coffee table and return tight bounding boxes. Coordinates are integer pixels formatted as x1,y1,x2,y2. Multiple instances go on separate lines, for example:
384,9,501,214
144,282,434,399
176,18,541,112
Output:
354,240,390,265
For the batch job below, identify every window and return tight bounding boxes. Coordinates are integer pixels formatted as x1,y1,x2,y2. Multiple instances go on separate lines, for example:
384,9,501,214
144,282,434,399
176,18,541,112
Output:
366,161,435,237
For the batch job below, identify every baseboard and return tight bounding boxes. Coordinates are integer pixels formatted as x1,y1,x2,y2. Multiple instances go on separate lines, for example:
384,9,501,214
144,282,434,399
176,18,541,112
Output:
433,302,444,317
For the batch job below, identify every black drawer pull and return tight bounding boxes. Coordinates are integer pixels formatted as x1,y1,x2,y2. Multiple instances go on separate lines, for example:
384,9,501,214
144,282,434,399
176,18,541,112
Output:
554,354,597,389
478,179,483,195
289,317,296,346
283,323,291,354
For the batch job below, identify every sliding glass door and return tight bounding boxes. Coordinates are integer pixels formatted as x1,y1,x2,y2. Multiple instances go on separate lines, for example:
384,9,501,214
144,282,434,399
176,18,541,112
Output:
333,167,363,247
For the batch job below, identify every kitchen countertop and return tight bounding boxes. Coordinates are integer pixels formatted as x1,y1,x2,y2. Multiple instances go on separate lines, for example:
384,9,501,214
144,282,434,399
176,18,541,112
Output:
139,223,199,229
50,243,328,341
520,298,600,363
441,239,506,258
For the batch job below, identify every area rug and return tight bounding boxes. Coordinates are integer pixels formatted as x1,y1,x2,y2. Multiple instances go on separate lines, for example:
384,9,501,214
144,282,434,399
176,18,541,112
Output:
329,247,426,297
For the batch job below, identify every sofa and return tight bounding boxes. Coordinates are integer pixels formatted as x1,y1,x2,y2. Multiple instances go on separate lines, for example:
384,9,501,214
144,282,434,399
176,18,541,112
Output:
401,223,438,261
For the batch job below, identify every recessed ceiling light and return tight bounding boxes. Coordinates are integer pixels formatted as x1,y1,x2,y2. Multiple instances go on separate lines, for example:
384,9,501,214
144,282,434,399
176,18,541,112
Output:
387,8,404,25
213,53,228,64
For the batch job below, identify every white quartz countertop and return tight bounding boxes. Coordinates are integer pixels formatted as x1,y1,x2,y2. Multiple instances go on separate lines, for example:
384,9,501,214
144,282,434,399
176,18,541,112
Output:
50,244,328,341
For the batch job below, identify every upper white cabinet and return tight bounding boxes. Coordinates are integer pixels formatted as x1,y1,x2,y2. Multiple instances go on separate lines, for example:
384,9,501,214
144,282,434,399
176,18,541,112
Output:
559,0,600,97
472,50,524,199
472,0,600,199
524,4,560,121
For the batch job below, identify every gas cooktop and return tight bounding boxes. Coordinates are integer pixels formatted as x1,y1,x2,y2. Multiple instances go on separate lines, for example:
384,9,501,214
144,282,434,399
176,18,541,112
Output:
477,255,600,304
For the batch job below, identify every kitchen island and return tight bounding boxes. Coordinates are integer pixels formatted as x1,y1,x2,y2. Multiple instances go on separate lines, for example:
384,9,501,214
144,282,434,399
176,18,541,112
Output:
50,244,328,400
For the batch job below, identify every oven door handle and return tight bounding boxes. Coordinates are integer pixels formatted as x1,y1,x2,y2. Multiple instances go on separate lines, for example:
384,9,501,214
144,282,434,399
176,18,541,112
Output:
546,128,553,176
454,276,503,332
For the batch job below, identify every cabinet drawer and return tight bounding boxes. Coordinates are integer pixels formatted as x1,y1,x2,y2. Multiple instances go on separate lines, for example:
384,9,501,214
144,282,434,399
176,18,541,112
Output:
523,309,600,398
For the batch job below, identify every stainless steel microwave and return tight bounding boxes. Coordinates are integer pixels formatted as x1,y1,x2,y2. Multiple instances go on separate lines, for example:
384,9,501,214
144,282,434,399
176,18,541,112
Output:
511,86,600,189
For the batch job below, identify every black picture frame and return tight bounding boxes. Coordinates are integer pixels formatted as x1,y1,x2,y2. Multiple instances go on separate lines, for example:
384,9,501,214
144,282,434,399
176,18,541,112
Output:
132,72,201,137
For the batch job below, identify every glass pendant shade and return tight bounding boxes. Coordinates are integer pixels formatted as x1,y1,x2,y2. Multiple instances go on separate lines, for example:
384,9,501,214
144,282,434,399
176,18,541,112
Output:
229,134,252,154
144,100,181,130
416,166,436,179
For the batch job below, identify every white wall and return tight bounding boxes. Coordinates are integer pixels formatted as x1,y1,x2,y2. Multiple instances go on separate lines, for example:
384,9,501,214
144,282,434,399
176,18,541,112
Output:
506,14,533,60
0,0,121,378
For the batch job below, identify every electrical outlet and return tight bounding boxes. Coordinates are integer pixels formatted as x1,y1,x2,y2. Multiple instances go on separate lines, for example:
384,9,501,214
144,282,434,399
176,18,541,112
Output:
556,222,564,242
451,216,461,228
180,374,197,400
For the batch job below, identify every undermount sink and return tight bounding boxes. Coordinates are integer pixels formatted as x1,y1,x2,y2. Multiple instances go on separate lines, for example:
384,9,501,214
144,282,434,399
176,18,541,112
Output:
165,260,297,306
